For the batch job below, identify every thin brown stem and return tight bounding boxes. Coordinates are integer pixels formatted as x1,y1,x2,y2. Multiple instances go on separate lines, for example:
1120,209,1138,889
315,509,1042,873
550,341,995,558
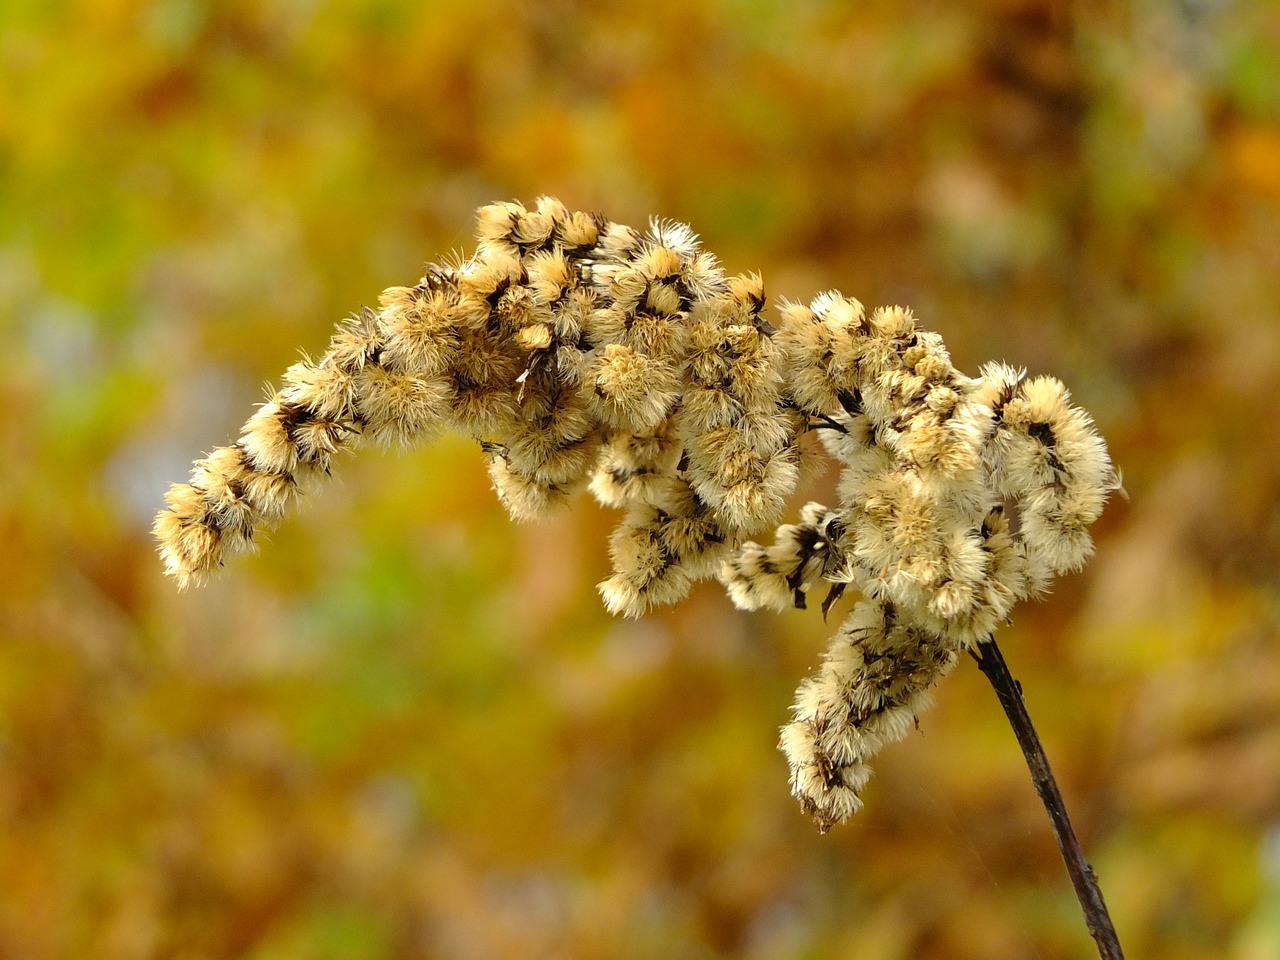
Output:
969,637,1125,960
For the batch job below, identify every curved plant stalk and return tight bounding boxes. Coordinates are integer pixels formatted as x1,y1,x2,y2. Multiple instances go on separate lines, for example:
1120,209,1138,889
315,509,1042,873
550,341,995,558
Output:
971,638,1126,960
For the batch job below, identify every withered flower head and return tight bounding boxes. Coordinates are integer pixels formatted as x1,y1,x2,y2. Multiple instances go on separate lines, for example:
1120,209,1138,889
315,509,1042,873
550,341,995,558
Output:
156,199,1117,830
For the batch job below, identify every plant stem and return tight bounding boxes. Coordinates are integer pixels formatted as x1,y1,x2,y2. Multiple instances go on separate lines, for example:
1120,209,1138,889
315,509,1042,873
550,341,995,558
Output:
969,638,1125,960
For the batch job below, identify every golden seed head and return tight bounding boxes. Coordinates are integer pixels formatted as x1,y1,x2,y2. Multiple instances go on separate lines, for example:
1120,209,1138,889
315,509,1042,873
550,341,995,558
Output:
154,199,1116,831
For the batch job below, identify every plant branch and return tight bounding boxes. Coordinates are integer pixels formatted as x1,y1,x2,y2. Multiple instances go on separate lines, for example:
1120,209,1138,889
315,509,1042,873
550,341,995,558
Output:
969,637,1125,960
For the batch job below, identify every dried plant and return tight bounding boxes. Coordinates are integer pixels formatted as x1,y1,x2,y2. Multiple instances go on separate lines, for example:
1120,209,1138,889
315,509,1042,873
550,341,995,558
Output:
156,198,1124,956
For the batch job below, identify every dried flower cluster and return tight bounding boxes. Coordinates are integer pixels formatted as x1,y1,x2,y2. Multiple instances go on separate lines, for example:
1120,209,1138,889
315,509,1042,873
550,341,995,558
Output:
723,299,1117,828
156,198,1117,831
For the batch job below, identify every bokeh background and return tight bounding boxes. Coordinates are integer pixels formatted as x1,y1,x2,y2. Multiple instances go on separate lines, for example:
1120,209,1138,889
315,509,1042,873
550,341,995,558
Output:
3,1,1280,957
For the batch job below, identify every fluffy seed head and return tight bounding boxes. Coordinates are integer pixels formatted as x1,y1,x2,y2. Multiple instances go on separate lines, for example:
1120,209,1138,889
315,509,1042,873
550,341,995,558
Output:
154,198,1116,832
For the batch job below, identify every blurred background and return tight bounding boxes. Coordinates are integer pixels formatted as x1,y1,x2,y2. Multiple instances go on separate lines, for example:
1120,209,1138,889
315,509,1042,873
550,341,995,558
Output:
2,1,1279,957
